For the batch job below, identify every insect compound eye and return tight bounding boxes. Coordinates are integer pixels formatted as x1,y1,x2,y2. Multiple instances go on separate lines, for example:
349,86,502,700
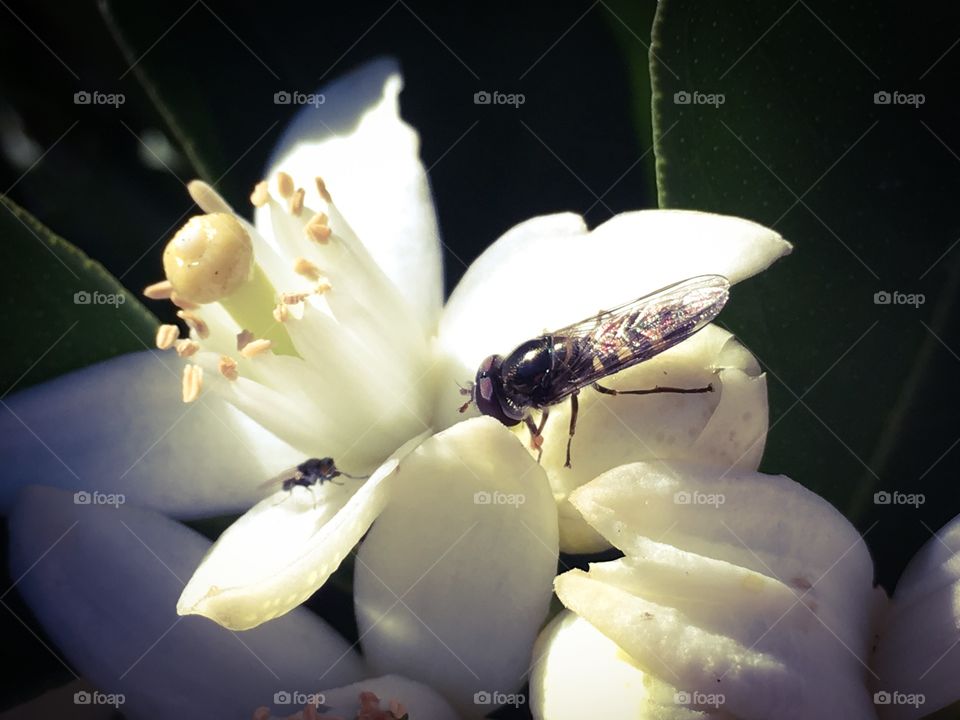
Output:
473,355,521,426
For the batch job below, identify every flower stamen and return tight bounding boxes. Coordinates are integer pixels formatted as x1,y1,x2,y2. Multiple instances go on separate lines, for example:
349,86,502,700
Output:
250,180,270,208
218,355,239,381
276,172,295,199
305,212,332,243
289,187,305,216
182,364,203,403
240,338,273,358
175,339,200,357
315,176,331,203
155,324,180,350
293,257,322,282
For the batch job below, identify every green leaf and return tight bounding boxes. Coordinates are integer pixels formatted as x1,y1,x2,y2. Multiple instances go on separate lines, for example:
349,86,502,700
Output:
0,196,157,393
650,1,960,582
604,0,660,202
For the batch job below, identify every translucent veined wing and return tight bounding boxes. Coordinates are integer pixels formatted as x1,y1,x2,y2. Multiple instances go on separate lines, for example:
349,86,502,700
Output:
546,275,730,395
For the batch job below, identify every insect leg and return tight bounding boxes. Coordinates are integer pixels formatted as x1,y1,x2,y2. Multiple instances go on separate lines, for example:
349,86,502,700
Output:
523,415,545,463
593,382,714,396
564,390,580,469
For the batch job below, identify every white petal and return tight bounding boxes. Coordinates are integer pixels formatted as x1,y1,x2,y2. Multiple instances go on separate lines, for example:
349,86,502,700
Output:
437,209,791,399
531,611,712,720
354,417,558,718
8,485,366,720
0,351,301,518
556,462,878,719
262,57,442,328
178,433,428,630
315,674,459,720
872,513,960,719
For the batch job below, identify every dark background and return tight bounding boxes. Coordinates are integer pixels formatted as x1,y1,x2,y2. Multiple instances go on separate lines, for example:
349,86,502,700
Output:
2,1,960,717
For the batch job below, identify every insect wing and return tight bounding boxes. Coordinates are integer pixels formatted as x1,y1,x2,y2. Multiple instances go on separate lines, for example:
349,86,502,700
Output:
257,463,301,494
549,275,730,391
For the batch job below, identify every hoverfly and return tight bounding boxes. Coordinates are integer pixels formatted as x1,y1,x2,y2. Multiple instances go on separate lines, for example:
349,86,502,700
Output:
263,457,368,505
459,275,730,467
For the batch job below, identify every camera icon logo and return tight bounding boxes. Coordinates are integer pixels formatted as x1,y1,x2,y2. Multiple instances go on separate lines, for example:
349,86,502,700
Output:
73,491,92,505
273,691,292,704
674,691,692,703
473,691,492,704
474,491,491,505
874,491,891,505
74,691,92,704
873,691,891,705
673,490,691,505
873,290,891,305
474,90,491,105
73,91,91,105
873,91,891,105
274,91,292,105
673,90,691,105
74,290,91,304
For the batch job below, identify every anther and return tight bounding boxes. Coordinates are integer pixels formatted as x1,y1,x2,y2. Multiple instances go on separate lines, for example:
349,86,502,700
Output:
281,292,310,305
293,257,322,281
305,212,332,243
315,176,331,203
289,188,305,216
249,180,269,208
276,172,295,199
175,339,200,357
218,355,239,381
240,338,272,358
155,324,180,350
182,364,203,403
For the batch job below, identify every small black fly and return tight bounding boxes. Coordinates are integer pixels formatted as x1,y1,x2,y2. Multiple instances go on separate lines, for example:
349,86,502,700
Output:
264,457,368,505
459,275,730,467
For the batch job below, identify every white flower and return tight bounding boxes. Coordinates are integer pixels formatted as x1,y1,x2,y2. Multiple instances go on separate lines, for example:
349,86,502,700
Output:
871,513,960,719
3,58,790,717
530,461,960,719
